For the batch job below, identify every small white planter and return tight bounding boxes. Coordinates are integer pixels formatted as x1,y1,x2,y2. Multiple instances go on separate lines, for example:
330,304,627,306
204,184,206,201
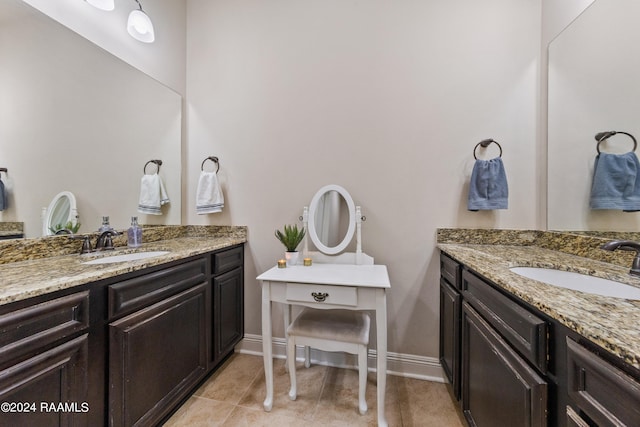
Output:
285,251,300,267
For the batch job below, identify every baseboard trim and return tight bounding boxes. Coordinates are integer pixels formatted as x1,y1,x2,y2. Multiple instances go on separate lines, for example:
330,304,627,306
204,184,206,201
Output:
236,334,447,383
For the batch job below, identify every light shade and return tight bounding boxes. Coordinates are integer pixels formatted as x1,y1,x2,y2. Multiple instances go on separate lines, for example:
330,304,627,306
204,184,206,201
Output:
85,0,115,11
127,9,155,43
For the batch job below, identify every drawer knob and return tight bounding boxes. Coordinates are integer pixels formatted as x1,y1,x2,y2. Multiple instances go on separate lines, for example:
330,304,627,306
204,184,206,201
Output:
311,292,329,302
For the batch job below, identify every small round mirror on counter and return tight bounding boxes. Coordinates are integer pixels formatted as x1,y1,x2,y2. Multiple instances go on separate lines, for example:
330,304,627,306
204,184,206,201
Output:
42,191,79,236
308,184,356,255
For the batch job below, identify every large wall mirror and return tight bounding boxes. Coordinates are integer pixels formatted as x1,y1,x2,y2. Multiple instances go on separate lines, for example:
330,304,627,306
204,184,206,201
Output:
0,0,182,238
547,0,640,231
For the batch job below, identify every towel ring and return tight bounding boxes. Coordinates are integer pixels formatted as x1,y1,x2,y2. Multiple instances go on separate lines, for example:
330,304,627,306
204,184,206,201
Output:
595,131,637,154
144,159,162,174
473,138,502,160
201,156,220,173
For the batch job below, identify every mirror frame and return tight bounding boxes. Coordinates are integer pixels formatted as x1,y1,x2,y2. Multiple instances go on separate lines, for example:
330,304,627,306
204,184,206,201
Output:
42,191,78,236
308,184,356,255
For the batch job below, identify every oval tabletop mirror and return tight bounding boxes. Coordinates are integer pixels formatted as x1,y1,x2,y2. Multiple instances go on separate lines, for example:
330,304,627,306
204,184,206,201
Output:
42,191,78,236
308,184,356,255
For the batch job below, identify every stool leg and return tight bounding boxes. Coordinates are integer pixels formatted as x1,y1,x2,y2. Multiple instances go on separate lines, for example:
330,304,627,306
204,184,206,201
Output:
304,345,311,368
287,338,297,400
358,345,368,415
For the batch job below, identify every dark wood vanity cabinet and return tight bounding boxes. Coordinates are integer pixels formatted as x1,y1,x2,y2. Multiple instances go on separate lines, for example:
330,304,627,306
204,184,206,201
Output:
0,292,91,427
0,244,244,427
439,253,462,399
440,251,640,427
211,246,244,366
565,338,640,426
460,269,548,427
108,259,210,427
439,253,548,427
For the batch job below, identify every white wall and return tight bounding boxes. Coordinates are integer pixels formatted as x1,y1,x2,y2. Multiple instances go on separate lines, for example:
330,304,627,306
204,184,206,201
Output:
21,0,186,95
185,0,542,358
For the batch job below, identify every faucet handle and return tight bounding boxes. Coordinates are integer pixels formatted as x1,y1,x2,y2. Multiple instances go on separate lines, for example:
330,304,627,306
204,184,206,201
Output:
69,235,93,254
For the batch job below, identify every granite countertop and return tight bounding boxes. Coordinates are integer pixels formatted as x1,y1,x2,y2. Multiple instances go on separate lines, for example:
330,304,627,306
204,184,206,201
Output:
438,242,640,370
0,226,247,306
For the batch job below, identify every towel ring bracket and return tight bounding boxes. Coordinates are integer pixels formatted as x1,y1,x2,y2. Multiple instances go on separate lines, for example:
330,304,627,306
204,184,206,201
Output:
473,139,502,160
595,131,637,154
144,160,162,174
201,156,220,173
0,168,7,175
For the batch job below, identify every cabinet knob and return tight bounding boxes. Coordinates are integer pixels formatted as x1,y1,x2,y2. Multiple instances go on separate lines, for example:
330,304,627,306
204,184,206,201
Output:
311,292,329,302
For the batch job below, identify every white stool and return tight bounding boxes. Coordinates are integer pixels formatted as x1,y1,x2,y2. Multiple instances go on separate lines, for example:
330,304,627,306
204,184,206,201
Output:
286,308,371,415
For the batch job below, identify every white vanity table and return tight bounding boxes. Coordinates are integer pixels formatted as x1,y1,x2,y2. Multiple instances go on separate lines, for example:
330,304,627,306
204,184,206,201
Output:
257,185,391,427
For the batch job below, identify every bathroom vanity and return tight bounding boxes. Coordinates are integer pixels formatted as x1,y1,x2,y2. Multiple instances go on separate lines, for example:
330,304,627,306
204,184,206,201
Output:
439,231,640,427
0,227,245,426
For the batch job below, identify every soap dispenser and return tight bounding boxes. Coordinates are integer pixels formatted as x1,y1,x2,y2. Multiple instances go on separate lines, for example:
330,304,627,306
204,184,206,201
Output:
127,216,142,248
98,216,112,232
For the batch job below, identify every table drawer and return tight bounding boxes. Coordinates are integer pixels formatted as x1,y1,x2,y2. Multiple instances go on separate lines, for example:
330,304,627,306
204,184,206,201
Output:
286,283,357,306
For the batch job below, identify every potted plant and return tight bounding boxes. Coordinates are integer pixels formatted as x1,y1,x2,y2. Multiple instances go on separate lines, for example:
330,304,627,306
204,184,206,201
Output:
275,224,305,266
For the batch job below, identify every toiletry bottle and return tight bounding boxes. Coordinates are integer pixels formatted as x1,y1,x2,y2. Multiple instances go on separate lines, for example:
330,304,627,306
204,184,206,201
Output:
98,216,112,232
127,216,142,248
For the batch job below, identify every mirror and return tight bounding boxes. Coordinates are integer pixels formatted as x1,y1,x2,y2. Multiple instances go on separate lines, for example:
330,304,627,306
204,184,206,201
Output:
0,0,182,238
42,191,78,236
547,0,640,231
308,185,356,255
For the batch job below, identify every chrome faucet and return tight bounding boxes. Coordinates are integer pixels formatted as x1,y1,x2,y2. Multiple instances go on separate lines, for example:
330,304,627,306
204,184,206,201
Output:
96,230,120,251
601,240,640,277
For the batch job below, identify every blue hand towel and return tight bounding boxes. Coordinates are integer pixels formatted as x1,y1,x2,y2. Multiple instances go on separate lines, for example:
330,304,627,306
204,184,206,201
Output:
0,178,6,211
467,158,509,211
589,152,640,211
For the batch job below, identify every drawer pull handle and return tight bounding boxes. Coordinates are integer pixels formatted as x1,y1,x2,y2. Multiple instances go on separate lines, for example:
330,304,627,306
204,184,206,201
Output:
312,292,329,302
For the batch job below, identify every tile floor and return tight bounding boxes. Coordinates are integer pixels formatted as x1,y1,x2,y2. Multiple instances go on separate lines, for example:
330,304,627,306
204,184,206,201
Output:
164,353,465,426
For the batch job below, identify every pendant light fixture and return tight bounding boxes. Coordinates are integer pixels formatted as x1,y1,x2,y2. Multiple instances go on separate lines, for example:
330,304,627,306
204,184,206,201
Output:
84,0,155,44
127,0,155,43
85,0,115,11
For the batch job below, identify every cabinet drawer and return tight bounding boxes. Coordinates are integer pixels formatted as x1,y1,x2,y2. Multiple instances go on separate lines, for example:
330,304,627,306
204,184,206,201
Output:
441,253,461,289
213,246,243,275
108,258,206,319
0,291,89,366
567,338,640,426
462,269,547,373
286,283,357,306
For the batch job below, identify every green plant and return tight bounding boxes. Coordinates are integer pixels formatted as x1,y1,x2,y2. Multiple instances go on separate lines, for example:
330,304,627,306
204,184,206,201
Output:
49,220,81,234
274,224,305,252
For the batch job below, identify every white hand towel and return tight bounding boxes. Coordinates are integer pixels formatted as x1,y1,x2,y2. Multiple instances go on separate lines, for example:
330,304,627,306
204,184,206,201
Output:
138,173,170,215
196,171,224,214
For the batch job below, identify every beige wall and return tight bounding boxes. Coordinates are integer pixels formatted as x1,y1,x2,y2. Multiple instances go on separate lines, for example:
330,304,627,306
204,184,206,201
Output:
185,0,542,358
15,0,595,364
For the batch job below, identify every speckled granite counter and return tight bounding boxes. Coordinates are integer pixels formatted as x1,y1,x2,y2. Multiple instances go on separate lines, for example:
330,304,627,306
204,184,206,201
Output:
0,225,247,306
0,222,23,239
437,228,640,371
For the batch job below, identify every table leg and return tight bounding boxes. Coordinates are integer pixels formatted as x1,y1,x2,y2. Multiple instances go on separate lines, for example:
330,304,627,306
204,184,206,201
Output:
283,304,291,372
262,284,274,411
376,290,388,427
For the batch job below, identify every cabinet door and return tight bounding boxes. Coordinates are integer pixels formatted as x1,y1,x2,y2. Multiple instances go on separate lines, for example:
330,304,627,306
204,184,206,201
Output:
566,338,640,426
0,334,89,427
212,267,244,364
439,278,461,399
109,283,208,427
462,302,547,427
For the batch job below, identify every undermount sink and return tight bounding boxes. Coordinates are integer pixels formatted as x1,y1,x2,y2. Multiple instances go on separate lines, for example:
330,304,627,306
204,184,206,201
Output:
509,267,640,300
82,251,170,265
